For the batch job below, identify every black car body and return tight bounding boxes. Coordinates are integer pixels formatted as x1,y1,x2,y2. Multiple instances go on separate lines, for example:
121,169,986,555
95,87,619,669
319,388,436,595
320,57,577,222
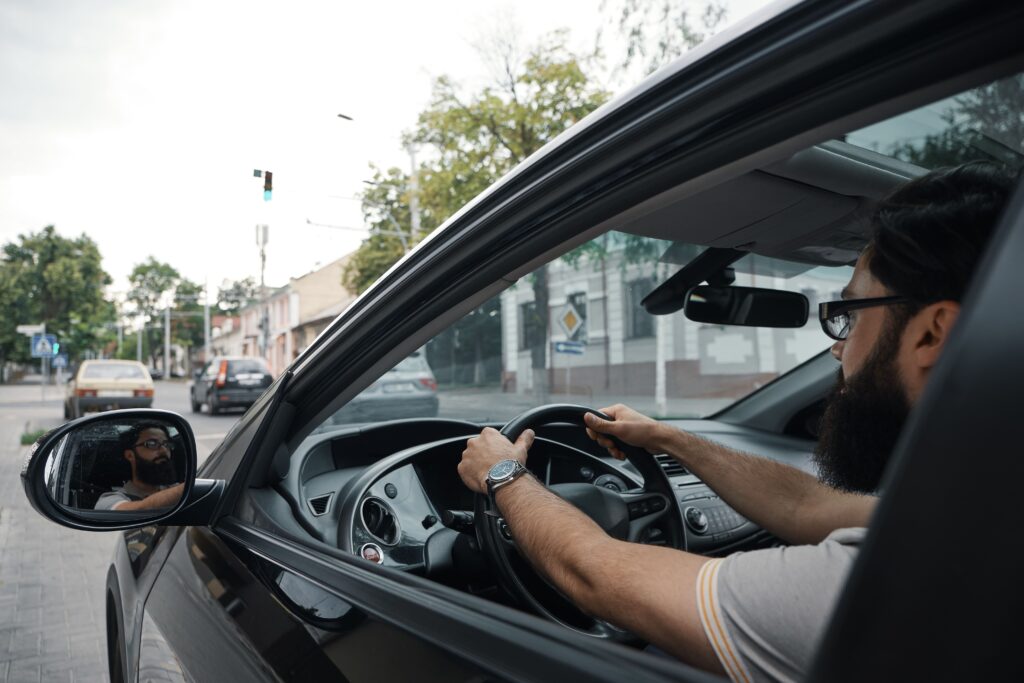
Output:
21,2,1024,682
190,356,274,415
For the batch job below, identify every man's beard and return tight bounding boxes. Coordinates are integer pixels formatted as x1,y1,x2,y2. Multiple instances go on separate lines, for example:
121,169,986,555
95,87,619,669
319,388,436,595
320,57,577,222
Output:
135,454,178,486
813,321,911,494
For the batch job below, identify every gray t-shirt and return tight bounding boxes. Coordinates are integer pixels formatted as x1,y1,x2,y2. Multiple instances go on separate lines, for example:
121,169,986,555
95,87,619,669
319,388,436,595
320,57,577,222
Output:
94,480,153,510
696,527,867,683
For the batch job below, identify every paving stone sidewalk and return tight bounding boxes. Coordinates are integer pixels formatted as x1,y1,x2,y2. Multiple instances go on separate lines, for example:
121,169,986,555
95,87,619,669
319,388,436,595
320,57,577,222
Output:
1,415,116,683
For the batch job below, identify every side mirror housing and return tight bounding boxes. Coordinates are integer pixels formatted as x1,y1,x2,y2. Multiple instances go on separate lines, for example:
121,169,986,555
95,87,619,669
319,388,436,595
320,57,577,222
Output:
20,409,222,531
684,285,809,328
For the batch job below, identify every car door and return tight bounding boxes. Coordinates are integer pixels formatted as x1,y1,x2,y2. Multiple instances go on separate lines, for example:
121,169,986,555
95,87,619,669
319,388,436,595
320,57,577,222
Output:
134,1,1022,681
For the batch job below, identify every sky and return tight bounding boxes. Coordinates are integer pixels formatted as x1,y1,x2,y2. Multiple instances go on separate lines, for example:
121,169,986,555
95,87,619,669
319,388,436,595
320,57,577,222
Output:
0,0,770,302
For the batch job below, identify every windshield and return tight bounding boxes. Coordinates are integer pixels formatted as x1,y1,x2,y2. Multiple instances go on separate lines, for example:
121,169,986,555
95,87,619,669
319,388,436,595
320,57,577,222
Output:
81,363,148,380
318,233,849,430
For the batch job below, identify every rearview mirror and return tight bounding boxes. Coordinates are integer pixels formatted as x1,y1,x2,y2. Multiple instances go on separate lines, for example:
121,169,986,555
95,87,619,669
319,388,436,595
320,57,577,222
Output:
684,285,809,328
20,410,215,530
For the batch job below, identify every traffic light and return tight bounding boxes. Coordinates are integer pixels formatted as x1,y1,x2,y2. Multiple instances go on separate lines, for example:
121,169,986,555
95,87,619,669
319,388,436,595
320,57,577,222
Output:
263,171,272,201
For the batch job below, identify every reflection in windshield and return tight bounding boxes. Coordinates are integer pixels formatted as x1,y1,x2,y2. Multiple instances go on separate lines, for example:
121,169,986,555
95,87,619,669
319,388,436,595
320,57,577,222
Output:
318,235,850,431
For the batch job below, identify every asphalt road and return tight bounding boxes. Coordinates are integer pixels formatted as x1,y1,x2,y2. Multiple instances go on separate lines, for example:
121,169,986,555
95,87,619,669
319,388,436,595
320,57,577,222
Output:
0,379,246,682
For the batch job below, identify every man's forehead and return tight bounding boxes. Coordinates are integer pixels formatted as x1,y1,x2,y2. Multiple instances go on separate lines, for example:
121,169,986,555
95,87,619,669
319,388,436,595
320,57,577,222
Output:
139,427,167,438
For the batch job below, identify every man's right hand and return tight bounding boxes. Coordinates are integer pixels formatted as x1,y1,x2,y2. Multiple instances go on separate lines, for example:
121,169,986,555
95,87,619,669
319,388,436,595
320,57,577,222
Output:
583,404,670,460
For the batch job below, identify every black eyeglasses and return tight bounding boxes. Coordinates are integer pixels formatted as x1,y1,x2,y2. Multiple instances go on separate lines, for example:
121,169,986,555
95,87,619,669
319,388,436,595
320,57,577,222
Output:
819,296,909,341
134,439,171,450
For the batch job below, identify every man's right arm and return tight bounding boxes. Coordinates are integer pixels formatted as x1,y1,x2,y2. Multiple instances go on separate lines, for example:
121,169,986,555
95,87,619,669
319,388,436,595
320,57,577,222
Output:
584,405,876,545
109,483,185,512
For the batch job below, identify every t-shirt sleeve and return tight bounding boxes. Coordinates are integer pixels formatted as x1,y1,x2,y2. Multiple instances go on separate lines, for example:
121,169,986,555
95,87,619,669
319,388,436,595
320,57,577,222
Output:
94,491,131,511
696,529,865,683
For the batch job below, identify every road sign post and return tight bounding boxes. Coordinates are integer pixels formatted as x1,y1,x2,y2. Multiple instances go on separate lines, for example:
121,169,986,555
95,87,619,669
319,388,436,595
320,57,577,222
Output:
553,340,586,398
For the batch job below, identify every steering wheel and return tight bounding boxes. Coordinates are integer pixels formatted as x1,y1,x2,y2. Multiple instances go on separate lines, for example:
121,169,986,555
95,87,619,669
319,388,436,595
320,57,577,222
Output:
473,404,688,640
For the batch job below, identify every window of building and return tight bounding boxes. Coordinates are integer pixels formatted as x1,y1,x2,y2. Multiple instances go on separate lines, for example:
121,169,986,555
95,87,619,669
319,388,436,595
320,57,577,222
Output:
625,277,656,339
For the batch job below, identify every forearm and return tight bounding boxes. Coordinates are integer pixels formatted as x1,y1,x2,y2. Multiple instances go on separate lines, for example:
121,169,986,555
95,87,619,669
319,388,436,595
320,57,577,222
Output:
662,429,875,544
493,475,723,673
494,476,610,607
113,484,183,511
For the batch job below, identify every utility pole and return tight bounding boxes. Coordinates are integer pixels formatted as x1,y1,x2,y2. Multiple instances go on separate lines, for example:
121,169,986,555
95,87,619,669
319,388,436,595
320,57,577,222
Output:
256,224,269,358
407,144,421,239
137,319,143,363
164,306,171,378
204,279,211,364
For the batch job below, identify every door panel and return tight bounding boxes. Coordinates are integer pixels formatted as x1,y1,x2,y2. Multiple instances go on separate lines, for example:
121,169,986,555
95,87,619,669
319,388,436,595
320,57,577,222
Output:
144,526,501,682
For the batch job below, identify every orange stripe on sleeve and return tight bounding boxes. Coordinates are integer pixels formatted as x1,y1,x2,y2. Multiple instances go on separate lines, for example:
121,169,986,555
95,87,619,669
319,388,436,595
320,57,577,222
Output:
707,559,752,683
697,559,744,683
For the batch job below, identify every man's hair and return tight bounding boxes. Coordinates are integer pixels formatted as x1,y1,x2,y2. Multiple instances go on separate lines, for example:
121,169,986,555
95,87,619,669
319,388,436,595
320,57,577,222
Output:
122,421,170,452
866,161,1018,320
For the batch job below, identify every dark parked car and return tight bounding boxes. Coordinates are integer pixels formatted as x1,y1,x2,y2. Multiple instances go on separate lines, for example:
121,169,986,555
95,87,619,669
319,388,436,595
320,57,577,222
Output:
189,356,273,415
21,2,1024,681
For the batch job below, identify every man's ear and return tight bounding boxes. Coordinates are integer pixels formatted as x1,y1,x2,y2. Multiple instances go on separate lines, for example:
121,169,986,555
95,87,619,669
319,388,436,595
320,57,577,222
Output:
123,449,136,465
908,301,961,370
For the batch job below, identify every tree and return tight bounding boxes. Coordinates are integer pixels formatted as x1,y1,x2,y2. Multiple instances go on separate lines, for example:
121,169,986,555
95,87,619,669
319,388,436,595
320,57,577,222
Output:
600,0,727,79
342,32,610,392
344,32,610,293
127,258,181,368
216,277,259,315
173,278,206,362
0,226,113,375
888,74,1024,169
342,167,433,294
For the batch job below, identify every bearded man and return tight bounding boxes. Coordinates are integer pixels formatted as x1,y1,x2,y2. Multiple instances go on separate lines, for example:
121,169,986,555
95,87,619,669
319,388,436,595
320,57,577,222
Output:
459,162,1016,683
94,421,184,511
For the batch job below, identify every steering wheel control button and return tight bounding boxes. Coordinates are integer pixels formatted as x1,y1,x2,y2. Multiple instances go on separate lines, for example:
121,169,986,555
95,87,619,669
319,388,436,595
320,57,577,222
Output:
579,466,594,481
384,483,398,499
684,506,709,534
359,543,384,565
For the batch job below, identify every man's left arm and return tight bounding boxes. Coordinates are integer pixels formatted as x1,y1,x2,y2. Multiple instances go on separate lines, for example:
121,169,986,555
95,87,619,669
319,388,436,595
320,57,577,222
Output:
459,428,725,675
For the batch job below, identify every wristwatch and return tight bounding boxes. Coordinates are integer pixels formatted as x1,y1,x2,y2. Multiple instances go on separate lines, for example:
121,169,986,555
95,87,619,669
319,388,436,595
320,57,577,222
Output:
485,459,529,497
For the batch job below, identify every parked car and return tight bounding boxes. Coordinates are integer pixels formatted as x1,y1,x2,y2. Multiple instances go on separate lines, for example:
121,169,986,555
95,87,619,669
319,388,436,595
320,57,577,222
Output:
21,2,1024,681
189,356,273,415
63,360,154,420
147,366,164,381
319,350,439,427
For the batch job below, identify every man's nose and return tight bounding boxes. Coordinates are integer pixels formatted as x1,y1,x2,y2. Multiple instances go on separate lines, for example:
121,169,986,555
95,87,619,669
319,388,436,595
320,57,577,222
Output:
831,339,845,361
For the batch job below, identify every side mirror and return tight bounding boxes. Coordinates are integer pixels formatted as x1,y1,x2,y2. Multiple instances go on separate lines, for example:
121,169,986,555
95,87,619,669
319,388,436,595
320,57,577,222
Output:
20,410,223,530
684,285,809,328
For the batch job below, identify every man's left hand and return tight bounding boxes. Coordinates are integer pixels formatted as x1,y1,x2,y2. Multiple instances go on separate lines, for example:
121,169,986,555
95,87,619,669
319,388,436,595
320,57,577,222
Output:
459,427,534,494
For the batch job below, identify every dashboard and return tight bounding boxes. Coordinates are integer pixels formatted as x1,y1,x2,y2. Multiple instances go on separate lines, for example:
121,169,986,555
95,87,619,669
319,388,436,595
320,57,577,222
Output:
268,417,816,578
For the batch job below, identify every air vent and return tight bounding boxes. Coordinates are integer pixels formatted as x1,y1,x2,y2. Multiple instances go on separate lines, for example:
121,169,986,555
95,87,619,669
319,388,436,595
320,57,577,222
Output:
307,493,334,516
655,454,689,478
360,498,399,545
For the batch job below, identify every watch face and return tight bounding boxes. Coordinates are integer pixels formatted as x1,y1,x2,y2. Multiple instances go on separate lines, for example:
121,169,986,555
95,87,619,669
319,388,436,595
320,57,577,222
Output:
489,459,518,481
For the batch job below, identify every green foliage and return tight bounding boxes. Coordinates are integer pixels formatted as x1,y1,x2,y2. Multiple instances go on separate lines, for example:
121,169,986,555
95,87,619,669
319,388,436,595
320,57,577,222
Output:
888,74,1024,170
342,167,430,294
21,429,47,446
126,258,208,365
0,226,113,370
601,0,727,77
343,32,611,294
173,278,206,352
217,277,259,315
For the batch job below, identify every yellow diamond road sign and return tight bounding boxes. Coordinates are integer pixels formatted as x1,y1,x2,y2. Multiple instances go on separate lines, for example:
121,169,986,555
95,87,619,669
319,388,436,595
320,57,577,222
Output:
560,303,583,338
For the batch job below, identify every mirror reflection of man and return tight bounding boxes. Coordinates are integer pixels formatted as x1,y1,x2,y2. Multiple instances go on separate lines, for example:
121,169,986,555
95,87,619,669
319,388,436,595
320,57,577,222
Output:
94,422,184,511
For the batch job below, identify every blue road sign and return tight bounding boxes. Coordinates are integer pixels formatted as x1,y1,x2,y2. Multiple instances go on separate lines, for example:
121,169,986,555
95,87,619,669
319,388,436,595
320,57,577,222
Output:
52,353,68,369
553,340,586,355
30,334,57,358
